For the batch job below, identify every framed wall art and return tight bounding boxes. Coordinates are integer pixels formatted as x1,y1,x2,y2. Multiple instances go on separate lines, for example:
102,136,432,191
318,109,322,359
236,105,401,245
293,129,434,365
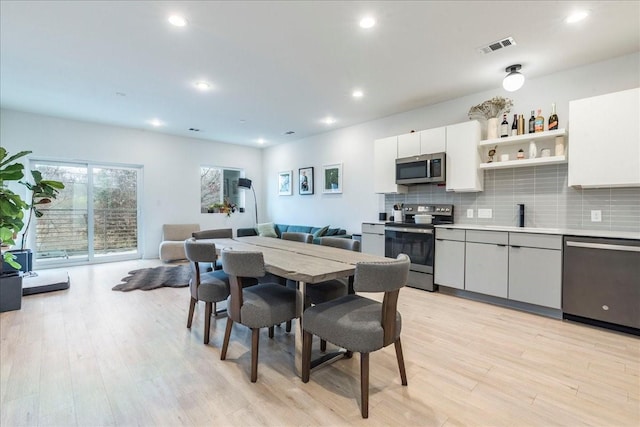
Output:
278,170,293,196
299,167,314,195
322,163,342,194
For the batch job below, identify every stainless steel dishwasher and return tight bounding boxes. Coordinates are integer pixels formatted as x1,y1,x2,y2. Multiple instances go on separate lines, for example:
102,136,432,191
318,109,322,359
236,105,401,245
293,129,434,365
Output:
563,236,640,334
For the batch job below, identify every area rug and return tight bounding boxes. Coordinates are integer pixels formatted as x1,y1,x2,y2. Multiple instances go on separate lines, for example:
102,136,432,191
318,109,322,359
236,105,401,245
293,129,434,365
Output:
112,265,191,292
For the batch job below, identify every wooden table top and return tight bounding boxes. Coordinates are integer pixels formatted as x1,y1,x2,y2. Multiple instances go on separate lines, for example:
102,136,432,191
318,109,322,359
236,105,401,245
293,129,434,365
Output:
206,237,356,284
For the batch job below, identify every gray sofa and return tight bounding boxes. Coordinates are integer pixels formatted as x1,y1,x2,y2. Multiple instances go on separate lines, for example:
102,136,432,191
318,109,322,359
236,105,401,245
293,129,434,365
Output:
237,223,350,244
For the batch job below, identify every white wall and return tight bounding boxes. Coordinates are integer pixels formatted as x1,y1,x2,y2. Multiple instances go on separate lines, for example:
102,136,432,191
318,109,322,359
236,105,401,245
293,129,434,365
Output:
0,110,263,258
262,52,640,233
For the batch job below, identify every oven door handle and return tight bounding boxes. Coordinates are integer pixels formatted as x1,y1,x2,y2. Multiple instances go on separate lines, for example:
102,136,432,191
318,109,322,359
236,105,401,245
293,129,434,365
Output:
385,227,433,234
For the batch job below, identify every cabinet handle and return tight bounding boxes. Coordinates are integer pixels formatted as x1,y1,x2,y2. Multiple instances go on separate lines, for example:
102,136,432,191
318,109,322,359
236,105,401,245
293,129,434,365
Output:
511,245,521,248
497,244,506,247
566,241,640,253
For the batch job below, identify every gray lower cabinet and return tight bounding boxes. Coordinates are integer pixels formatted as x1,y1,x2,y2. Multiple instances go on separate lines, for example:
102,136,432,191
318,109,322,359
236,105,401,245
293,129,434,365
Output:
508,234,562,309
434,228,465,289
464,231,508,298
361,223,385,256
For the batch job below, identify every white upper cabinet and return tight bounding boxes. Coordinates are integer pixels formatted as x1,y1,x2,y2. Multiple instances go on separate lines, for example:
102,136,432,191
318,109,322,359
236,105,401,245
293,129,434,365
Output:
568,88,640,188
374,136,408,194
445,120,483,192
397,132,421,157
420,126,446,153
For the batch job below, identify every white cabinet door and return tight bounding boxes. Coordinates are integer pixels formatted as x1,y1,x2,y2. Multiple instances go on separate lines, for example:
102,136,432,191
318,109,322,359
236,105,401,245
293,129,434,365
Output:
434,238,465,289
420,126,446,154
362,232,385,257
397,132,421,158
445,121,483,192
569,87,640,188
465,242,508,298
374,136,407,194
508,246,561,308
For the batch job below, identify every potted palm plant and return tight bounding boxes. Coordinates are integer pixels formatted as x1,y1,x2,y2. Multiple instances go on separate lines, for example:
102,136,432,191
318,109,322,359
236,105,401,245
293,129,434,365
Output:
1,148,64,312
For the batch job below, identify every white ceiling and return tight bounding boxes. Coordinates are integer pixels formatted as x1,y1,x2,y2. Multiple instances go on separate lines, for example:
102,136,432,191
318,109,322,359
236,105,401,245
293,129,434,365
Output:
1,1,638,147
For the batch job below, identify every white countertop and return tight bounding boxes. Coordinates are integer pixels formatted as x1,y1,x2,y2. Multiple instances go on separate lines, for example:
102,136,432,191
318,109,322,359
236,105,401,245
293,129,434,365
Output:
434,224,640,240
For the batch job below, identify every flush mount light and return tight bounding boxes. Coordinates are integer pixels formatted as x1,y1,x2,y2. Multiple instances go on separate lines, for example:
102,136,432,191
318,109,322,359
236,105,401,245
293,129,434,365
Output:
194,81,211,90
322,117,336,125
502,64,525,92
257,138,266,144
352,89,364,98
168,15,187,27
148,118,164,127
566,10,589,24
359,16,376,29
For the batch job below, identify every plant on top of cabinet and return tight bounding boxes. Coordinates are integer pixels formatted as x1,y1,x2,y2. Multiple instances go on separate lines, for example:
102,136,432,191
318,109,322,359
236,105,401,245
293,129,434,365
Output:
468,96,514,121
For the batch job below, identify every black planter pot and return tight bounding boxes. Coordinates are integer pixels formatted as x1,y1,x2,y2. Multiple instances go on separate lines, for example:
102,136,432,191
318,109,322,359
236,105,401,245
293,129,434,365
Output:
1,249,33,274
0,272,23,312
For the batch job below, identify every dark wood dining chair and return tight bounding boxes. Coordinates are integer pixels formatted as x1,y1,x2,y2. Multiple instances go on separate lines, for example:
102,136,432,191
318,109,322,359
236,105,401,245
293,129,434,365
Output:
301,254,410,418
184,238,230,344
220,250,301,382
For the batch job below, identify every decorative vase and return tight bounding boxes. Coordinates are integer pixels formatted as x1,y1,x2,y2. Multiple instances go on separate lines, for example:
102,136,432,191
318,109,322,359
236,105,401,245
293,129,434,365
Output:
486,117,499,139
528,140,537,159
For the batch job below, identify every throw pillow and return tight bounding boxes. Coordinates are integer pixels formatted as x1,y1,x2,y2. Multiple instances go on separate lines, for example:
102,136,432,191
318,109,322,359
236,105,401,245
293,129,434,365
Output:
256,222,278,238
312,225,329,238
325,228,339,236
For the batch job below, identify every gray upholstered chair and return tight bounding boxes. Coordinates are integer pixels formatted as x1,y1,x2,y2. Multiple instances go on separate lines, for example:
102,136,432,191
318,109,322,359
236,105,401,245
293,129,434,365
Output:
281,231,313,243
301,254,410,418
184,238,230,344
308,237,361,351
220,250,301,382
192,228,233,271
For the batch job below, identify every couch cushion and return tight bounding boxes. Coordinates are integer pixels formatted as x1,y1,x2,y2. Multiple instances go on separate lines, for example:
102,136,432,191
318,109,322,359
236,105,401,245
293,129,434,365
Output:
256,222,278,238
274,224,288,237
325,228,339,236
288,225,312,233
163,224,200,241
311,225,329,238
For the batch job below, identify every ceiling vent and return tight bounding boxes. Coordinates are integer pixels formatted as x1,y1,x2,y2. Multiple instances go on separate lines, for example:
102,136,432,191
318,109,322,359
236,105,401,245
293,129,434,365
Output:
188,128,200,132
478,37,517,54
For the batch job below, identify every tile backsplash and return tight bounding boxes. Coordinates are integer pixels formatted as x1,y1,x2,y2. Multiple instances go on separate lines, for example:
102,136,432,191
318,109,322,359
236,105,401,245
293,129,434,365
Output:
385,164,640,232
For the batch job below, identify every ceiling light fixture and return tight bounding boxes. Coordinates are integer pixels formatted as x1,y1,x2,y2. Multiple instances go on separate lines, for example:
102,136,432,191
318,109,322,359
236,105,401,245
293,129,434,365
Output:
323,117,336,125
566,10,589,24
257,138,265,144
502,64,525,92
194,81,211,90
359,16,376,29
168,15,187,27
148,119,164,127
352,89,364,98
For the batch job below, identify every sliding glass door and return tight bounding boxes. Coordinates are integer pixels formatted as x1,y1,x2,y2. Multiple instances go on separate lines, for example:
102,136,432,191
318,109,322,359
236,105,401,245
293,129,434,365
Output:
30,160,142,267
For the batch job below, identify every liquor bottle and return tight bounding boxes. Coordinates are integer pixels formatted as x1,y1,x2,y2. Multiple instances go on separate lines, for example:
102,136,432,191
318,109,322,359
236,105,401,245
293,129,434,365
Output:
511,114,518,136
534,109,544,133
500,114,509,137
517,114,525,135
528,110,535,133
548,103,559,130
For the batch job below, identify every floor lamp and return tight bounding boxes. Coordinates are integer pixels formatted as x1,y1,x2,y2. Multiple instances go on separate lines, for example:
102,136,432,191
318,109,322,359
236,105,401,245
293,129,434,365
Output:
238,178,258,225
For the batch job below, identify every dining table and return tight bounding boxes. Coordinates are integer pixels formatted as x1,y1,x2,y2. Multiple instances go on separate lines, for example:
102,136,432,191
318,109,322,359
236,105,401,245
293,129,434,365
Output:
207,235,392,376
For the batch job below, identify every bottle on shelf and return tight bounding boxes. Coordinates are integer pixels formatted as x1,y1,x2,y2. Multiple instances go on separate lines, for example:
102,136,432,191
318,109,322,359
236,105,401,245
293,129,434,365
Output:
528,140,537,159
548,103,559,130
500,114,509,138
534,109,545,133
528,110,535,133
517,149,525,159
511,114,518,136
517,114,525,135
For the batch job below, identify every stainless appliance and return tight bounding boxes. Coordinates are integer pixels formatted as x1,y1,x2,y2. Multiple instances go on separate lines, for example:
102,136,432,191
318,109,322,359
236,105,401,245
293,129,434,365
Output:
385,204,453,291
563,236,640,334
395,152,446,185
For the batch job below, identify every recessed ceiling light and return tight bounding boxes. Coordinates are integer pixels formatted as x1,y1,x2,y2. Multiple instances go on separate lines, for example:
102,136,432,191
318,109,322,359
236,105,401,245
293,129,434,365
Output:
148,119,164,127
323,117,336,125
194,81,211,90
565,10,589,24
352,89,364,98
257,138,266,144
359,16,376,29
168,15,187,27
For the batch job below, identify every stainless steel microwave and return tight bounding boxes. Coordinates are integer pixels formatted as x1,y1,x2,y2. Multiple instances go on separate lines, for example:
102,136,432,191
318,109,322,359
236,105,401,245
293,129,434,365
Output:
395,152,446,185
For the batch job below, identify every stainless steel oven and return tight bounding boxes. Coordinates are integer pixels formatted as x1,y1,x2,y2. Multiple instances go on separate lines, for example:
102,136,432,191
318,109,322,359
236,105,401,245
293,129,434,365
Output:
384,204,453,291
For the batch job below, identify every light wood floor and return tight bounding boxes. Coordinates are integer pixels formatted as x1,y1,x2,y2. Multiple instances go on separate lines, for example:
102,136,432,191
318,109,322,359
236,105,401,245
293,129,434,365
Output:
1,259,638,426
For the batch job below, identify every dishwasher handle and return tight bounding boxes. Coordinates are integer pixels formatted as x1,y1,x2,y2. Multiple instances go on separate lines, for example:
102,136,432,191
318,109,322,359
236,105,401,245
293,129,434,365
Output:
566,241,640,253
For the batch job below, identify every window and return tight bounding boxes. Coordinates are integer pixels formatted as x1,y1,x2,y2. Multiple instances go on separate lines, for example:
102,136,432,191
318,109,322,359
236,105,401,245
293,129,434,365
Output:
30,160,141,266
200,166,243,213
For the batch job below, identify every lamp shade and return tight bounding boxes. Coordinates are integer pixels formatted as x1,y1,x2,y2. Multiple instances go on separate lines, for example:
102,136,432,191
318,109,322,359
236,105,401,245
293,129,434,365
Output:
238,178,252,189
503,64,525,92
